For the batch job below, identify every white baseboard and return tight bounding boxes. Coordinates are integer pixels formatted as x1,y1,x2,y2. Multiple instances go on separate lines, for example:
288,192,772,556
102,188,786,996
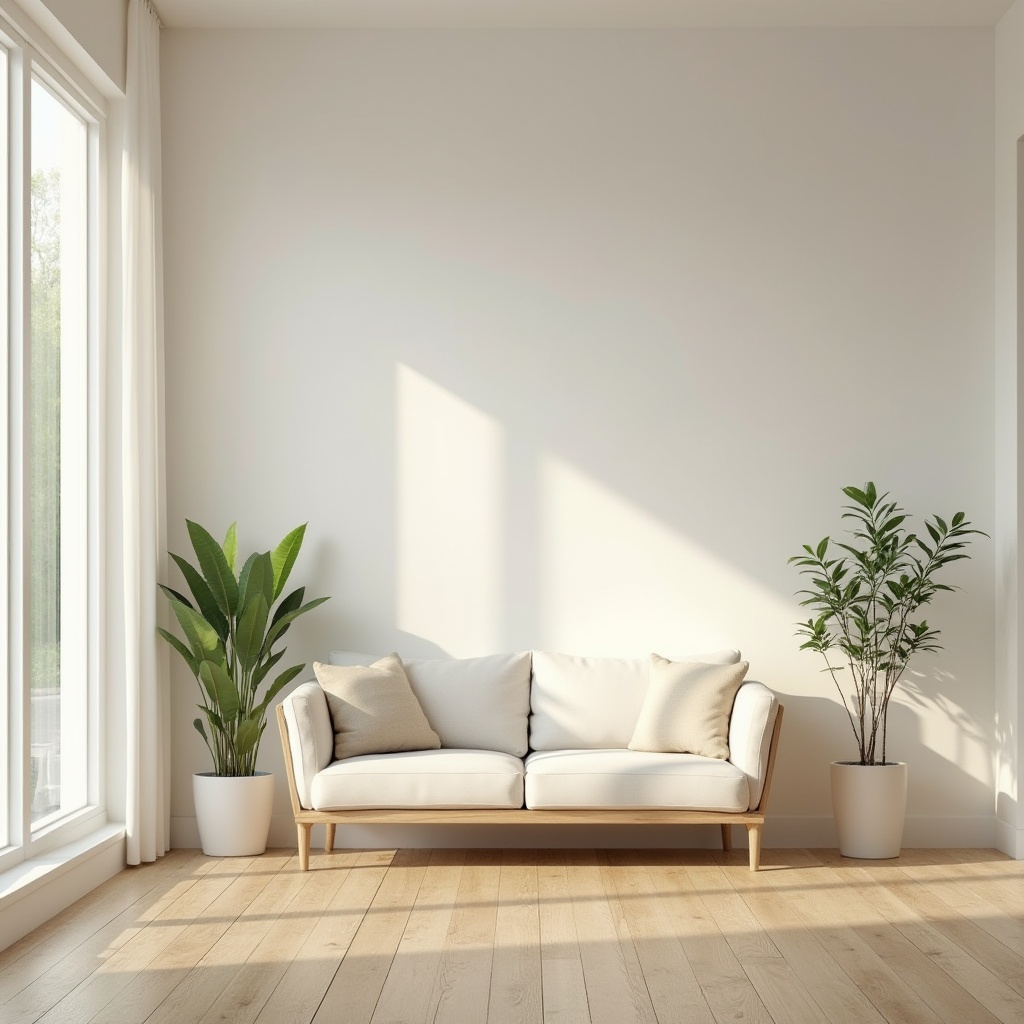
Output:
0,825,126,952
995,817,1024,859
171,814,999,853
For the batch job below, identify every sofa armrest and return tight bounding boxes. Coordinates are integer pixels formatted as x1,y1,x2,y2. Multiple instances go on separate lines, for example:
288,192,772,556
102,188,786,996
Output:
280,682,334,809
728,681,781,811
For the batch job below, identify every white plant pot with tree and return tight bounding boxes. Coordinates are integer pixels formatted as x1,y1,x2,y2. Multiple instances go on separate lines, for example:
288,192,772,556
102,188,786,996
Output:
161,521,329,856
790,483,984,859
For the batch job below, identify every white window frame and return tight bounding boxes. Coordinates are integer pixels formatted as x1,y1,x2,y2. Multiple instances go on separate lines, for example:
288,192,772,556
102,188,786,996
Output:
0,3,106,874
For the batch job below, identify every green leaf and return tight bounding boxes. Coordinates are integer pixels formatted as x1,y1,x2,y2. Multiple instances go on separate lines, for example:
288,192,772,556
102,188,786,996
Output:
271,586,305,628
252,648,285,689
198,663,218,704
270,524,307,601
254,663,305,719
236,593,270,673
222,522,238,574
238,552,275,620
815,537,829,561
260,596,329,655
200,706,223,731
170,553,228,641
167,596,222,661
159,583,193,610
200,659,240,720
157,626,199,676
842,485,870,508
187,520,240,616
879,515,906,534
235,717,261,758
192,715,219,765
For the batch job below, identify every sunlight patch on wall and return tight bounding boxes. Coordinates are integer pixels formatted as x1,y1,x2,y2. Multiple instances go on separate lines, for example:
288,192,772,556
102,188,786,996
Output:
905,679,995,793
538,455,793,656
396,364,504,655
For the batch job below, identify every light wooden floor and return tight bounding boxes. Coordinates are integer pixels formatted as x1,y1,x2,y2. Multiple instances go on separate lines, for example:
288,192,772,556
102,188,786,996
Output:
1,847,1022,1024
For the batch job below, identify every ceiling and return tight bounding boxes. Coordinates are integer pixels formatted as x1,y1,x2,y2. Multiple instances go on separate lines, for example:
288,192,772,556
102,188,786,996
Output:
152,1,1015,31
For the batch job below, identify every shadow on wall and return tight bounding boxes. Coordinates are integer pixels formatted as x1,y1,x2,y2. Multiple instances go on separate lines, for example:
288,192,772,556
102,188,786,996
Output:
995,697,1017,832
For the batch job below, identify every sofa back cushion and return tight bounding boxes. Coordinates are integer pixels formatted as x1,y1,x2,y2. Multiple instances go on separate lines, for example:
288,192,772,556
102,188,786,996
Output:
528,649,742,751
329,650,532,757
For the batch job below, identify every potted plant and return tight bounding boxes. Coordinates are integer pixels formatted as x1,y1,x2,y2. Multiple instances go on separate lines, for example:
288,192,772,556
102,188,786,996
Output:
160,520,329,855
789,483,984,858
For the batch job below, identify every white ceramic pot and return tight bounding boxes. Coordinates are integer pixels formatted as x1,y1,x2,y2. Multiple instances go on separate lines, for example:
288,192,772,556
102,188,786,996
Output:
193,771,275,856
830,761,907,859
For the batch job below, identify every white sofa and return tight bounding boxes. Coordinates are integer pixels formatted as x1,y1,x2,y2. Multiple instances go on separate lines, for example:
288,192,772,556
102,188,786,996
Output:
276,649,783,871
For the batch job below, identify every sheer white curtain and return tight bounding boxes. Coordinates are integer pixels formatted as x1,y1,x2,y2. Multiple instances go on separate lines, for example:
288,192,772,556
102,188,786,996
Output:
122,0,169,865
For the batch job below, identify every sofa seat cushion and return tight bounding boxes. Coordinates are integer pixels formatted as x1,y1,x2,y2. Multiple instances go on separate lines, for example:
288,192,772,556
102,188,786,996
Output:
310,749,525,811
524,749,749,812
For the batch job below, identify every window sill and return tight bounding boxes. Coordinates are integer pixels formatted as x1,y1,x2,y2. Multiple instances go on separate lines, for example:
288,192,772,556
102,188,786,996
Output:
0,821,125,914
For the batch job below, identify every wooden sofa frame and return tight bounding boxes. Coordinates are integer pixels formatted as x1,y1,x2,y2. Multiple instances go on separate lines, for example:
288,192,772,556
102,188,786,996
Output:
276,703,783,872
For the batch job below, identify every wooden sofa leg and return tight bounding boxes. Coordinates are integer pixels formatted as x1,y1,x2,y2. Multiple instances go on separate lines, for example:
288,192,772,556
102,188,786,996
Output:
325,823,336,853
721,824,732,852
297,823,312,871
747,824,762,871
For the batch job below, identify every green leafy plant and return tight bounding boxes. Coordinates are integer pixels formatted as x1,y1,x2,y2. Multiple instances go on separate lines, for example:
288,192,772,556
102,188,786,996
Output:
159,521,329,776
789,483,985,766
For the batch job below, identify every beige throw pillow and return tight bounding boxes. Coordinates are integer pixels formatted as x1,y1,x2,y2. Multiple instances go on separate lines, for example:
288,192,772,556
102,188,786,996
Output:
628,655,749,759
314,654,441,760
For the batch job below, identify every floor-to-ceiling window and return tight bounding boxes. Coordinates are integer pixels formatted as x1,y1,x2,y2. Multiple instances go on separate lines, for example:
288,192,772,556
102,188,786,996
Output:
0,3,103,871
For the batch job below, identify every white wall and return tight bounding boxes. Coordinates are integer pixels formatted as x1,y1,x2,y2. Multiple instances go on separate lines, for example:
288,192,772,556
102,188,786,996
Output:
161,27,996,848
996,1,1024,859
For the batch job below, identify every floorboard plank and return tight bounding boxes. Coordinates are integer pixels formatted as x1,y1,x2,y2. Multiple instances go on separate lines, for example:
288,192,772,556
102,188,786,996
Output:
486,851,543,1024
536,850,591,1024
813,850,1024,1024
757,850,947,1024
0,851,208,995
647,852,774,1024
564,850,656,1024
604,850,715,1024
715,849,891,1024
252,849,394,1024
842,856,1024,997
312,848,431,1024
1,853,251,1024
119,850,300,1024
683,860,781,963
370,849,465,1024
34,854,272,1024
195,853,357,1024
430,850,501,1024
